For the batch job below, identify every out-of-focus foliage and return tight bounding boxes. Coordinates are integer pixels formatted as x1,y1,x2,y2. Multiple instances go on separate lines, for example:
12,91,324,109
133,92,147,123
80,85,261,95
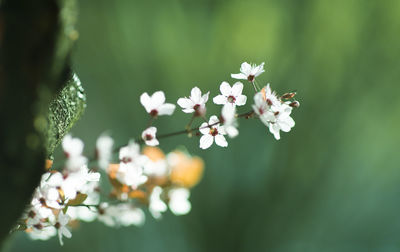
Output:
4,0,400,251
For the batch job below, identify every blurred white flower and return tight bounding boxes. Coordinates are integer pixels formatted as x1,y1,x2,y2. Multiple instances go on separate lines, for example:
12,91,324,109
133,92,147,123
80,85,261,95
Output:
27,225,57,241
141,127,159,146
116,162,147,189
221,104,238,138
168,188,191,215
54,212,72,246
231,62,265,82
98,203,145,227
96,134,114,170
177,87,209,115
199,115,228,149
143,159,169,177
149,186,167,219
213,81,247,107
62,135,84,157
140,91,176,117
119,141,141,163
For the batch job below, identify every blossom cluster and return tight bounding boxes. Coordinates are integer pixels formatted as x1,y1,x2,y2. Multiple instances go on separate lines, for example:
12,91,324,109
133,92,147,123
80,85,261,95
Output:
17,61,299,245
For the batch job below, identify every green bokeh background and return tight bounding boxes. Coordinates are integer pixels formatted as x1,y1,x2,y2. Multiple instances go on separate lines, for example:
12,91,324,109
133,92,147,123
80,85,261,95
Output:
4,0,400,251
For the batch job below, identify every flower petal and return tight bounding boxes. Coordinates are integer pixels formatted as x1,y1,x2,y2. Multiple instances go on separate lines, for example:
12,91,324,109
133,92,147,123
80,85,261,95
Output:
177,98,194,109
199,122,210,134
213,95,226,105
231,82,243,96
158,103,176,116
219,81,231,96
235,95,247,106
140,92,151,112
208,115,219,125
201,91,210,104
215,135,228,147
199,135,213,149
231,73,247,80
151,91,166,108
190,87,202,103
146,138,159,146
240,62,251,75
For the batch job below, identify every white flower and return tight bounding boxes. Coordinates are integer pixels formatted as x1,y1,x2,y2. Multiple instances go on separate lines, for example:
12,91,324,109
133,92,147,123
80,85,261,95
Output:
231,62,265,82
213,81,247,107
116,162,147,189
98,203,145,227
140,91,176,117
221,104,239,138
65,155,88,173
119,141,141,163
252,92,275,127
168,188,191,215
268,103,295,140
199,115,228,149
177,87,209,115
62,135,84,157
54,212,72,246
96,134,114,170
141,127,159,146
27,226,57,241
143,159,169,177
149,186,167,219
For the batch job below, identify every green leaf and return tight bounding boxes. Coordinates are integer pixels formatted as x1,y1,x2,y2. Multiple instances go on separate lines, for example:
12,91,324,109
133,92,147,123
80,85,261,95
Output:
67,193,88,206
46,73,86,157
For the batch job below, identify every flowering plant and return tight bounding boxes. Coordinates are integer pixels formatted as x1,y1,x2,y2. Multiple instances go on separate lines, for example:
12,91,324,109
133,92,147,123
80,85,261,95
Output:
15,62,300,245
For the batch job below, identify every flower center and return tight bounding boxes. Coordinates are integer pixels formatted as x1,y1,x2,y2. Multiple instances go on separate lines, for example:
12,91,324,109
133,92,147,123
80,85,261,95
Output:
209,127,218,136
193,104,200,111
266,99,273,106
145,134,153,140
258,108,264,115
247,75,255,82
55,222,61,229
227,95,236,103
150,109,158,117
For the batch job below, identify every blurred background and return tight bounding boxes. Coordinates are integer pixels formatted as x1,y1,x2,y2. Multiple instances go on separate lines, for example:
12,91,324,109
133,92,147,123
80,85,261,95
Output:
4,0,400,251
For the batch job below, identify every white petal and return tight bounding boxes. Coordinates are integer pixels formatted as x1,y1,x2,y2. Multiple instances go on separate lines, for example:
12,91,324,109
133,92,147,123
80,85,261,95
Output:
199,122,210,134
146,138,159,146
240,62,251,75
182,108,195,113
269,124,281,140
208,115,219,125
235,95,247,106
213,95,227,105
190,87,202,103
215,135,228,147
231,82,243,96
140,92,151,112
62,227,72,238
157,103,176,116
201,91,210,104
226,126,239,138
151,91,166,108
199,135,213,149
177,98,194,109
231,73,247,80
219,81,232,96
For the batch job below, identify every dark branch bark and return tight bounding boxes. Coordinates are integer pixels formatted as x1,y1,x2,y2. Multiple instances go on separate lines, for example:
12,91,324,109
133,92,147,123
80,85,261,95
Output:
0,0,79,246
